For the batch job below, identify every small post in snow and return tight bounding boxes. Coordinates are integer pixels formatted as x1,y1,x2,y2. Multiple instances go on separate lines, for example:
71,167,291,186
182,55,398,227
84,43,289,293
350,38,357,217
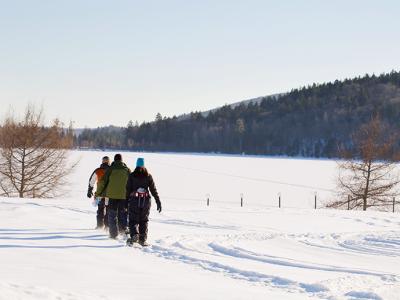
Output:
348,195,350,210
393,197,395,213
278,192,281,208
240,193,243,207
206,194,210,207
314,192,317,210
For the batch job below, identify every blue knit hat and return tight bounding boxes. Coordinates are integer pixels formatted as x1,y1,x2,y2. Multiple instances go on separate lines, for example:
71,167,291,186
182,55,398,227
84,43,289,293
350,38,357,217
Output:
136,157,145,168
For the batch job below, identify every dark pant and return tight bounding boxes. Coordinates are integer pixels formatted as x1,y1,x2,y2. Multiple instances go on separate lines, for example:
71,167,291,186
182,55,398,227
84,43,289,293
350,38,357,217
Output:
108,199,128,238
97,198,108,228
129,198,151,242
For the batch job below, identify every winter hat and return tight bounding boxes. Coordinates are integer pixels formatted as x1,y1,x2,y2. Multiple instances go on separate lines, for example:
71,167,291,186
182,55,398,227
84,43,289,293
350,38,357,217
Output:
114,154,122,161
136,157,145,168
102,156,110,163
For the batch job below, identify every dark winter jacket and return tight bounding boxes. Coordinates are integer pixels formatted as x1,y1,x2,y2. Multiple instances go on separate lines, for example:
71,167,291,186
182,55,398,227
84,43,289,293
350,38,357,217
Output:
97,161,131,200
126,167,160,203
89,163,110,197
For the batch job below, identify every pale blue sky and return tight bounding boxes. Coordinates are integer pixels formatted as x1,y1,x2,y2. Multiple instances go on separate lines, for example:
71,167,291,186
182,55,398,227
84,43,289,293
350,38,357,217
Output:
1,0,399,127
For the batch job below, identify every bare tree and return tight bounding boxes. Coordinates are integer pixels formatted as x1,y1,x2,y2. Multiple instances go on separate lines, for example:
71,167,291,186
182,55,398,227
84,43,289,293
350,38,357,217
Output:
0,105,77,198
327,116,400,211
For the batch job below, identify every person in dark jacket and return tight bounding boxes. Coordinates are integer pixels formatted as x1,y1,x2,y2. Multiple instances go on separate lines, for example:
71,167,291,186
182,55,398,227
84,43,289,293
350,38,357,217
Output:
96,154,130,239
126,158,161,246
87,156,110,229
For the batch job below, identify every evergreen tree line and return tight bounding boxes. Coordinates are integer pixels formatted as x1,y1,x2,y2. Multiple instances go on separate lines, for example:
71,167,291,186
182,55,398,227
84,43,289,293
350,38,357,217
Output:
76,71,400,158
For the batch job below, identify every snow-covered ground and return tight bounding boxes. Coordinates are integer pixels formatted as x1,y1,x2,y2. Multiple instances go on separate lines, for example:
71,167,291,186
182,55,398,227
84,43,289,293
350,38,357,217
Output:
0,151,399,300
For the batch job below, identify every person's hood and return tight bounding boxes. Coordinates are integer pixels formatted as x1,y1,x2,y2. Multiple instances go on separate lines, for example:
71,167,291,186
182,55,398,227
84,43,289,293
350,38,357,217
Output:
132,167,149,178
100,163,110,169
112,161,127,168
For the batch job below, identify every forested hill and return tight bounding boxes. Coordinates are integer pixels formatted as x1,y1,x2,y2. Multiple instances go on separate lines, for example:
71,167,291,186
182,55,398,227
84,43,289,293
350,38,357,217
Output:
76,71,400,157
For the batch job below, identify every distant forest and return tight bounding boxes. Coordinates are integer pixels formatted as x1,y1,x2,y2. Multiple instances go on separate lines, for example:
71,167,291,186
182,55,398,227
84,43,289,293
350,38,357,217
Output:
75,71,400,158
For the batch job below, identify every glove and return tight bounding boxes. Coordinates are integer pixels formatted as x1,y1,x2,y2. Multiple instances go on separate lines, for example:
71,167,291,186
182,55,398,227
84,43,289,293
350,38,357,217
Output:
156,200,162,213
87,186,93,198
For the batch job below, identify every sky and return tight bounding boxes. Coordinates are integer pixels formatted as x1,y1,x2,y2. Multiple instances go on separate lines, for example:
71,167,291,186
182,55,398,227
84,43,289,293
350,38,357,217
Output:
1,0,399,128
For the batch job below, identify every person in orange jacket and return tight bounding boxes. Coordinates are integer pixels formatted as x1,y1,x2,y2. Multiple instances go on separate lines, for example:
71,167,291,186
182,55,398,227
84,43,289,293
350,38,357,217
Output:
87,156,110,229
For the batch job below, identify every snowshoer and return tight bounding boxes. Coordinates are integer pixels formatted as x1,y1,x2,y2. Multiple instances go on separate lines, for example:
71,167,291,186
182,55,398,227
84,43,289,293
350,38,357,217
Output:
126,158,161,247
87,156,110,229
96,154,130,239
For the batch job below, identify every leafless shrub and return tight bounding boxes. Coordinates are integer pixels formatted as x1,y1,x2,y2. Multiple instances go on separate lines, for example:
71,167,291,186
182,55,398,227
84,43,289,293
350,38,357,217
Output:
0,105,78,198
327,115,400,211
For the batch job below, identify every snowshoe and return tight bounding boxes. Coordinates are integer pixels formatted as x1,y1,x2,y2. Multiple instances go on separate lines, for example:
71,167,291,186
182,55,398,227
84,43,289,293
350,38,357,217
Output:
139,240,150,247
126,234,139,247
118,229,128,240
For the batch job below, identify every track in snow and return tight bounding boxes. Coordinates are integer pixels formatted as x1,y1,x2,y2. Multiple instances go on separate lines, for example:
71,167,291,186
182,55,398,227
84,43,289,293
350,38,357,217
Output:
1,199,400,299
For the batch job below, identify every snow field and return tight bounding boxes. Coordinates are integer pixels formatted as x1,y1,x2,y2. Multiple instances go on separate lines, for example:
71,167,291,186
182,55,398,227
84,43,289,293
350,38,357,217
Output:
1,151,399,299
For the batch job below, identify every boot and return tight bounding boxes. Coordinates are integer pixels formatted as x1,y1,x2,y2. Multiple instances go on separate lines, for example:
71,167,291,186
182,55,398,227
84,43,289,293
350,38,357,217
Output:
109,234,118,240
108,209,118,239
126,234,139,246
139,235,149,247
139,240,150,247
119,229,128,240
